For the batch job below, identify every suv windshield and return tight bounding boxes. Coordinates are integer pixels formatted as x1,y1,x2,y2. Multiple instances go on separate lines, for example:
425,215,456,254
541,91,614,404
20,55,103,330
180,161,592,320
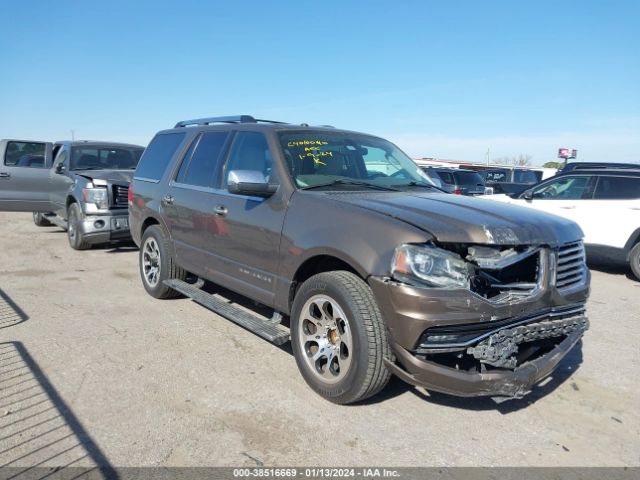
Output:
279,131,435,190
71,146,144,171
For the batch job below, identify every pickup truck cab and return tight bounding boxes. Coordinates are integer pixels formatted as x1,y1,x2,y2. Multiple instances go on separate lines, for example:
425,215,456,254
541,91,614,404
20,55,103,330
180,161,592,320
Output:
486,168,640,280
129,116,590,404
0,139,144,249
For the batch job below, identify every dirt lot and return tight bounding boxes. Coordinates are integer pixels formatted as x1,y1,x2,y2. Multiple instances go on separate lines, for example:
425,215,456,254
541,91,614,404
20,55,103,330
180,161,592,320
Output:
1,211,639,468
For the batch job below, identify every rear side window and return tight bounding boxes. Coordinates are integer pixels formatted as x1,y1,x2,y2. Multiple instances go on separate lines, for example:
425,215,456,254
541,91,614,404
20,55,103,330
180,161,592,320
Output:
436,171,455,185
175,132,229,187
4,141,46,168
135,133,185,182
594,176,640,199
453,171,483,185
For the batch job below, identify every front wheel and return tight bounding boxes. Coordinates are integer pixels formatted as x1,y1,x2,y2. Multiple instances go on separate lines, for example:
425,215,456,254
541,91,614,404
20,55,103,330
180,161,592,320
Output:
629,243,640,281
67,203,91,250
290,271,393,404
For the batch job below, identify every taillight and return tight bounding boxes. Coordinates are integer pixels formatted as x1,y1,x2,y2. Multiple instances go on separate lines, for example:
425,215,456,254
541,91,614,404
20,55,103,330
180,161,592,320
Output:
454,189,463,195
127,184,133,205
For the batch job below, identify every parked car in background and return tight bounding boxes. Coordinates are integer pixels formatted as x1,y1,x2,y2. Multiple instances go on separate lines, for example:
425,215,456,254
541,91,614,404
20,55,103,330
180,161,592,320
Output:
558,161,640,174
0,139,144,249
421,167,485,195
129,115,589,404
486,168,640,280
481,167,541,195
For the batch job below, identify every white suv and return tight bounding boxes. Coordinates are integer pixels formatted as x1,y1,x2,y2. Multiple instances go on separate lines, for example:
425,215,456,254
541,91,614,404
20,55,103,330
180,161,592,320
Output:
486,169,640,280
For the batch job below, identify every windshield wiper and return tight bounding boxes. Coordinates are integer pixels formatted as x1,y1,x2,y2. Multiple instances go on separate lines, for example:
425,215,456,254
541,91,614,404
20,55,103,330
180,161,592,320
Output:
300,179,400,192
397,180,445,192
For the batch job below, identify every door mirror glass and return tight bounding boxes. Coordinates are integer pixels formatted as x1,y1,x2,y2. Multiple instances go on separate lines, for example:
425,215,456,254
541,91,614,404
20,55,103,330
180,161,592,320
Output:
521,189,533,200
227,170,277,197
55,163,65,174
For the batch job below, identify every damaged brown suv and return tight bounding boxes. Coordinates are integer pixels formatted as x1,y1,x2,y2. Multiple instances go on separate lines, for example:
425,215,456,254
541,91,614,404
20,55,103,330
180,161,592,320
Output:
129,115,590,404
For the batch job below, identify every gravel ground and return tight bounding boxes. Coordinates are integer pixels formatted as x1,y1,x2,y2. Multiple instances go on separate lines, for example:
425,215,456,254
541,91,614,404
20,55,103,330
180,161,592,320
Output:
0,211,638,468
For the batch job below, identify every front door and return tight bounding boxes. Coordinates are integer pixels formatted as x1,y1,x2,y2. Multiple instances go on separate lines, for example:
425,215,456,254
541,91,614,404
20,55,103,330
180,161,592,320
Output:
510,174,596,229
207,131,287,306
0,139,54,211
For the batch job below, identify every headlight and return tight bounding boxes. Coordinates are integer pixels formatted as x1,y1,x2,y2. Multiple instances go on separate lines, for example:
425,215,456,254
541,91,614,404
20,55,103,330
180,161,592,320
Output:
82,187,109,209
391,244,470,288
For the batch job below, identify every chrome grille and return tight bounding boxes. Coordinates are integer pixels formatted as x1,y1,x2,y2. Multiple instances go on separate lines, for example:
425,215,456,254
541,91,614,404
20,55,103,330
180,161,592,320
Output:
556,241,586,290
112,185,128,207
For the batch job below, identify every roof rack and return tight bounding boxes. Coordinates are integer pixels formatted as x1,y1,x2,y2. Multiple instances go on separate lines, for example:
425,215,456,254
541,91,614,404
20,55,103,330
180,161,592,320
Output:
174,115,289,128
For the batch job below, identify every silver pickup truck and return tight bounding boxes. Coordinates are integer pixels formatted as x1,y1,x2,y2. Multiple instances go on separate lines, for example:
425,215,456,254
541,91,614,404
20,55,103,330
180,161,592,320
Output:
0,139,144,249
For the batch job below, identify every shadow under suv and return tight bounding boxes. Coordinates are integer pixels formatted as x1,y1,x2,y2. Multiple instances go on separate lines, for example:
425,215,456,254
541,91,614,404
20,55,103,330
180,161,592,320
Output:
129,115,590,404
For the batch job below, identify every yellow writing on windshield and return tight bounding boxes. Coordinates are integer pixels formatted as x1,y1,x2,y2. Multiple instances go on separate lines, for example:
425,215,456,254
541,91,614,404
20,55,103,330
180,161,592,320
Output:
288,140,328,147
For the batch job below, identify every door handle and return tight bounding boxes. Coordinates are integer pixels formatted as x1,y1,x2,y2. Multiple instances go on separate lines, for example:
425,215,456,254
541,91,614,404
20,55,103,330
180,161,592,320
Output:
162,194,174,205
213,205,228,216
560,205,576,209
0,172,10,179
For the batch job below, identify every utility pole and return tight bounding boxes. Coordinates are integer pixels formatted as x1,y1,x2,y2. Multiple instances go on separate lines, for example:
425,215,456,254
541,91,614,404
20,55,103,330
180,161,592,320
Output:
486,148,490,166
71,129,75,141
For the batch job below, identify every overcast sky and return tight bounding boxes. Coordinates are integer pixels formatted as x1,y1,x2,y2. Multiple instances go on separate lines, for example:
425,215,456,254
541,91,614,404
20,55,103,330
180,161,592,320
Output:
1,0,638,165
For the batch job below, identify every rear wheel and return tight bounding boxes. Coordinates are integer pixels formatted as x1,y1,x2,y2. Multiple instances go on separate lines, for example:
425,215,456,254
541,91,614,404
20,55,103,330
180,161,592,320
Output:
139,225,187,298
67,203,91,250
32,212,53,227
290,271,393,404
629,243,640,281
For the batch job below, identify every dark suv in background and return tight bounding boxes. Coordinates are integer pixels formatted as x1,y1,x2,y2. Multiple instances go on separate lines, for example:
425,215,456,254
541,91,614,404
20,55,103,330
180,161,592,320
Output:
129,115,590,404
421,167,486,195
0,139,143,249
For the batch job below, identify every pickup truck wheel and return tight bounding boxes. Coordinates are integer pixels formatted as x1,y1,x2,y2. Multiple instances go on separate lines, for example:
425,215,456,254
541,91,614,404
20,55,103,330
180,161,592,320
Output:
67,203,91,250
630,243,640,281
291,271,392,404
139,225,186,299
32,212,53,227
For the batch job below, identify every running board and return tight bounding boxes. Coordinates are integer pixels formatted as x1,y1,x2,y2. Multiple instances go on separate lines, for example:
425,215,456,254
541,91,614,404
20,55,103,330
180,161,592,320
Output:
163,279,290,345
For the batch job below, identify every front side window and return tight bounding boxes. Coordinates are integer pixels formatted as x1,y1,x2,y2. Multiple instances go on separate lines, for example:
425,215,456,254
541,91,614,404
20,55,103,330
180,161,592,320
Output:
532,175,594,200
279,131,431,189
594,176,640,199
176,132,229,187
71,146,143,171
4,141,46,168
135,133,186,181
223,132,272,186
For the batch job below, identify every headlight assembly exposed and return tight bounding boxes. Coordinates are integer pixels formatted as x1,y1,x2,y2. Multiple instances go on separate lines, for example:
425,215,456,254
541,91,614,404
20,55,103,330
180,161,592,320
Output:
392,244,470,288
82,187,109,209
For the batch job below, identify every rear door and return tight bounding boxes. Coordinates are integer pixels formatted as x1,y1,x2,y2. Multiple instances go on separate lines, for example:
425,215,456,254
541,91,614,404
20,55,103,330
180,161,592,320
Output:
0,139,54,211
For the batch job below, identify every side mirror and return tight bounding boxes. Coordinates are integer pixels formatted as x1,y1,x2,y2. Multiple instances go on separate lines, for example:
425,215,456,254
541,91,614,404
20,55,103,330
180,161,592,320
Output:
522,189,533,200
55,163,65,174
227,170,278,198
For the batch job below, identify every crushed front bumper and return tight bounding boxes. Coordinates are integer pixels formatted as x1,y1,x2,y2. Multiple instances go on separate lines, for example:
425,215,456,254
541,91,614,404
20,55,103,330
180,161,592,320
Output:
369,276,589,398
77,213,131,244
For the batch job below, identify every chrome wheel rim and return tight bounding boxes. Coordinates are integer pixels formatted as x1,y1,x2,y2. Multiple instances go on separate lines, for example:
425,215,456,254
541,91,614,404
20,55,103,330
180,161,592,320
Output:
298,294,353,385
68,210,76,240
142,237,161,287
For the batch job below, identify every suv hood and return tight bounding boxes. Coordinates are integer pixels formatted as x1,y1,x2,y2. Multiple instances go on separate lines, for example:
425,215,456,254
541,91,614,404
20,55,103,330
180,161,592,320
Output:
74,170,134,184
327,192,583,246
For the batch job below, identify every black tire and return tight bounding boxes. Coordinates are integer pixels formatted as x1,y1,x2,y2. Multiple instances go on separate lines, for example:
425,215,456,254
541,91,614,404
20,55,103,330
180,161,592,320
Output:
67,203,91,250
290,271,393,404
629,243,640,281
32,212,53,227
139,225,187,299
